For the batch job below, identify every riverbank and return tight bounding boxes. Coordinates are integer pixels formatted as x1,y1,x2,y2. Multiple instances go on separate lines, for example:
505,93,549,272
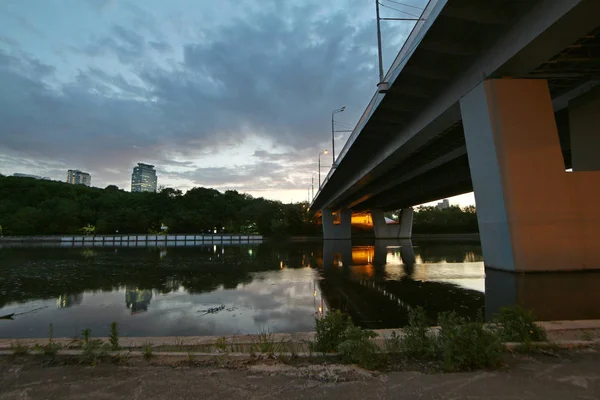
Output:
1,345,599,399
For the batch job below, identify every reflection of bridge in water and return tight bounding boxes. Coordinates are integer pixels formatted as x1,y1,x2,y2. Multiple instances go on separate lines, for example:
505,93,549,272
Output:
318,240,600,327
318,240,485,328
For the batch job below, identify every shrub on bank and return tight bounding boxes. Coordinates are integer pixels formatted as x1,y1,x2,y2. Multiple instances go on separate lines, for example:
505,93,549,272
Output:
438,312,503,371
493,305,547,343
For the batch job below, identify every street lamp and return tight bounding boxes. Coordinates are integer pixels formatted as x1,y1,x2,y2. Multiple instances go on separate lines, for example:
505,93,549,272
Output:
375,0,424,93
318,149,329,188
331,106,345,165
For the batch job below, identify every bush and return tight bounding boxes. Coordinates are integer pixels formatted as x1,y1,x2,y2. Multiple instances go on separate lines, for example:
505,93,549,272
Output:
338,325,382,370
493,306,546,343
313,310,353,353
80,340,111,365
401,307,438,359
438,312,503,371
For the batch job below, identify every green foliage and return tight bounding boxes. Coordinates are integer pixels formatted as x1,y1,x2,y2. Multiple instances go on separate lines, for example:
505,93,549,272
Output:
383,331,403,353
438,312,503,372
215,337,228,353
80,339,111,365
109,322,120,351
313,310,354,353
493,305,547,343
338,325,382,370
10,341,29,356
81,328,92,344
413,205,478,234
142,342,154,359
0,175,319,237
401,307,438,359
250,329,288,355
41,323,61,358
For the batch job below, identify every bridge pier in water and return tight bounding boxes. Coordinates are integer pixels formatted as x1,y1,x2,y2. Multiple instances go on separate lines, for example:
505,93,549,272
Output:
461,78,600,272
321,208,352,240
371,208,413,239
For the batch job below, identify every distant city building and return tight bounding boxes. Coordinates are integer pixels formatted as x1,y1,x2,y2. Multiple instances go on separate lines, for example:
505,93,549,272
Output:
131,163,157,192
436,199,450,210
66,169,91,186
12,173,51,180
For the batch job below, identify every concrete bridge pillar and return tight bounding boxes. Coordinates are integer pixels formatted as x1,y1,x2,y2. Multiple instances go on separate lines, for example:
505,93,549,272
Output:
371,208,413,239
321,208,352,240
570,85,600,171
460,78,600,272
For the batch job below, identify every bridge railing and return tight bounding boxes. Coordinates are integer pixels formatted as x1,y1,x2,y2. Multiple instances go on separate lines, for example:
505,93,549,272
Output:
312,0,442,207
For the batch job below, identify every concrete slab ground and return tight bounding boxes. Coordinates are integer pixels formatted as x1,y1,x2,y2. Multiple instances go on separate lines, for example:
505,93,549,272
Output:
1,350,600,399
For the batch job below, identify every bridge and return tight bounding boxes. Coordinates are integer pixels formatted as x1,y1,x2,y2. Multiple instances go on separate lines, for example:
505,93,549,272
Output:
310,0,600,272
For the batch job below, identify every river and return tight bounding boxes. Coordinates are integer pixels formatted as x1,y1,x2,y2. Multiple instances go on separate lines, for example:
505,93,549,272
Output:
1,240,598,338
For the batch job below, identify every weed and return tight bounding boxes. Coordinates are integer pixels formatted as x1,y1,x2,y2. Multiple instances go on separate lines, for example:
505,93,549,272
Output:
338,325,383,370
81,328,92,344
383,331,402,353
109,322,120,351
493,305,546,343
40,323,62,359
142,341,154,360
80,339,110,366
438,312,503,372
215,337,228,353
401,307,437,359
313,310,353,353
10,341,29,357
187,352,196,365
250,328,288,355
174,337,185,350
580,330,594,342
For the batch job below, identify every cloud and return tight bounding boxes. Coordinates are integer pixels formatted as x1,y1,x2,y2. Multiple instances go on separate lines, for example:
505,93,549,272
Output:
0,0,417,197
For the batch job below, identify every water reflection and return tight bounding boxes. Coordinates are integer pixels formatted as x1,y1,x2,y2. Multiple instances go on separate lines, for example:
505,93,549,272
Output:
0,241,598,338
125,288,153,314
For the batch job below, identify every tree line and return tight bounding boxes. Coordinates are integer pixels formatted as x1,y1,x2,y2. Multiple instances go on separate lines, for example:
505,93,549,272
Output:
0,175,320,236
0,175,479,236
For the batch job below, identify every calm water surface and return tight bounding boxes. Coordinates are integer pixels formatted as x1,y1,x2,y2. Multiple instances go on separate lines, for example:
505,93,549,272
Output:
1,240,598,338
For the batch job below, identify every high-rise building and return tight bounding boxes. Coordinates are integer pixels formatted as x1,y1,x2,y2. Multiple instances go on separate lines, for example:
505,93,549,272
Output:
131,163,157,192
67,170,91,186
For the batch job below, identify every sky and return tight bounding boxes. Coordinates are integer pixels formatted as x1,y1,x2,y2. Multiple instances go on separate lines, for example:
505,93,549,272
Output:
0,0,475,206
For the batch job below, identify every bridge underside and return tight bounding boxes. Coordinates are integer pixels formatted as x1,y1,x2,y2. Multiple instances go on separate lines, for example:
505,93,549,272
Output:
313,0,600,272
312,0,600,213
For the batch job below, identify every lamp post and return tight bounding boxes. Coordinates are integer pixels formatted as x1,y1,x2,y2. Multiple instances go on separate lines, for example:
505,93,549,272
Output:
331,106,345,165
375,0,424,93
318,149,329,188
311,175,314,200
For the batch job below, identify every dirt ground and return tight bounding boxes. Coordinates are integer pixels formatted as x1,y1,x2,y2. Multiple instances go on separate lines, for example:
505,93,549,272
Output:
1,349,600,399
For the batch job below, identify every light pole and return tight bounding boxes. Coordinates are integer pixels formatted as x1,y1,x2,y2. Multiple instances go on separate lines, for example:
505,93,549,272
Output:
375,0,424,93
331,106,345,165
318,149,328,188
311,175,314,200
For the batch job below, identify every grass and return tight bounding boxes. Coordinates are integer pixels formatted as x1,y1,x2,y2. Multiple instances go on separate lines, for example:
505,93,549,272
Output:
249,328,288,355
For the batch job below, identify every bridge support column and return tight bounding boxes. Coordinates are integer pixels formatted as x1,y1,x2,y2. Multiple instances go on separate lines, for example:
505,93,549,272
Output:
460,78,600,272
570,85,600,171
371,208,413,239
322,208,352,240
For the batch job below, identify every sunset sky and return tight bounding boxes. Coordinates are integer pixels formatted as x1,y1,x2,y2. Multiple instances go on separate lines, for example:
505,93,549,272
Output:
0,0,474,206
